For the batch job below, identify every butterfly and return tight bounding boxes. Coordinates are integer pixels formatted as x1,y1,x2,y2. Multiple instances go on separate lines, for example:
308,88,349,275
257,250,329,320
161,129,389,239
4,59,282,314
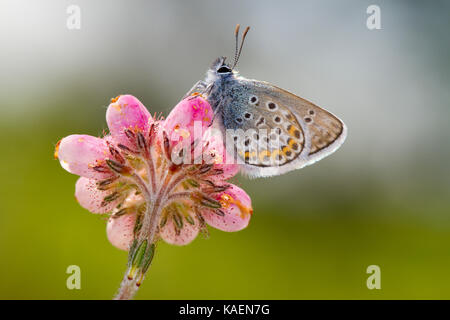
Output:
185,25,347,178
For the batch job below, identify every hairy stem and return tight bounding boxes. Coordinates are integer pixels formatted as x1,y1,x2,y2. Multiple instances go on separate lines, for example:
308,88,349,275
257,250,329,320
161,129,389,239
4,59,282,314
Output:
114,273,138,300
114,201,160,300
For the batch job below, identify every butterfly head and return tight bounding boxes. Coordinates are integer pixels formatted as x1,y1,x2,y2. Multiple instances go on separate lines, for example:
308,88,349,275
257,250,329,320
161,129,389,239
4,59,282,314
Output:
209,57,234,76
205,25,250,83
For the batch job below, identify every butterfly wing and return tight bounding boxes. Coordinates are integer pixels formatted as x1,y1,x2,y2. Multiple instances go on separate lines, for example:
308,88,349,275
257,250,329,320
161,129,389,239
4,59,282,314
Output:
219,78,347,178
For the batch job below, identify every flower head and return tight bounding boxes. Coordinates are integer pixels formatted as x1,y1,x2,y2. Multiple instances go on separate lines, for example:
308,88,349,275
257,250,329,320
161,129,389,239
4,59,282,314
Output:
55,95,253,297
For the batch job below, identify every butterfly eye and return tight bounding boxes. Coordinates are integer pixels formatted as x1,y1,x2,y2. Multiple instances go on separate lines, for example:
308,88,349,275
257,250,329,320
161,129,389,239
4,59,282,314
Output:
217,66,232,74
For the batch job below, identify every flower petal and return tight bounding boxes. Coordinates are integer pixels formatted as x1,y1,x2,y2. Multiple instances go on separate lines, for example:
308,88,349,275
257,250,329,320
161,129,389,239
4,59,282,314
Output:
107,212,136,251
202,184,252,232
214,163,240,181
164,97,213,148
202,127,239,180
75,177,119,214
106,95,153,148
56,134,112,179
160,216,200,246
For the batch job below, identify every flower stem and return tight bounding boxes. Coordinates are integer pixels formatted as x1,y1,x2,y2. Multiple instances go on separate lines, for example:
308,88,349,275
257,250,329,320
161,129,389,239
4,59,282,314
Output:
114,272,139,300
113,188,163,300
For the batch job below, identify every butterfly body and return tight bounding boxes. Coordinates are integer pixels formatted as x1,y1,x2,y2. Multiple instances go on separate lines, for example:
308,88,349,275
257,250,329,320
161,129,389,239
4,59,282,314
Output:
186,50,347,178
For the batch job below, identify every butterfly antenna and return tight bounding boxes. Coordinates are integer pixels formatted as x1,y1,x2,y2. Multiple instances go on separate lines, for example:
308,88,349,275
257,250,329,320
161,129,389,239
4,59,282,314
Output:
232,25,250,70
233,24,240,68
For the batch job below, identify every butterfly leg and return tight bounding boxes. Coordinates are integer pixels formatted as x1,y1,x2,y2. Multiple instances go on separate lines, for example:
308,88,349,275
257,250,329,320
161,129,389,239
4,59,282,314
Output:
183,80,207,100
208,96,224,128
183,81,219,126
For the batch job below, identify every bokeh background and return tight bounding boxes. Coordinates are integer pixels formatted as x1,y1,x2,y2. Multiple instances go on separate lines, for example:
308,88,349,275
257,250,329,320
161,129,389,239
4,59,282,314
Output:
1,0,449,299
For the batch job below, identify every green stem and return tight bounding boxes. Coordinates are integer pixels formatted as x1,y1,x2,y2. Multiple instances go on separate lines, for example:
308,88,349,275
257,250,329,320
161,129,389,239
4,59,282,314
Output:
114,201,159,300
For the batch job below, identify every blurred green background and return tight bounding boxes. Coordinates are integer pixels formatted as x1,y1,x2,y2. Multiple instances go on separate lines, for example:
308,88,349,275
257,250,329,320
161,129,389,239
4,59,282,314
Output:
1,0,450,299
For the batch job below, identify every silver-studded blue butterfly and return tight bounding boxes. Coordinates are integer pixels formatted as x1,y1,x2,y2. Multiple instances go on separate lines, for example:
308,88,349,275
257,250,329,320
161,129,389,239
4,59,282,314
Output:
185,25,347,178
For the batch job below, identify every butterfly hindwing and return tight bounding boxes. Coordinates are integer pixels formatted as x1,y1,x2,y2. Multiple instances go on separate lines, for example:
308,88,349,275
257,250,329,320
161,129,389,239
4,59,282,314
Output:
219,78,347,178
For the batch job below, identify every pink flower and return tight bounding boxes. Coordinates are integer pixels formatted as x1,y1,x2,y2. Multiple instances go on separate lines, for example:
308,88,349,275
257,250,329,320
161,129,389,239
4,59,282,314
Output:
55,95,252,296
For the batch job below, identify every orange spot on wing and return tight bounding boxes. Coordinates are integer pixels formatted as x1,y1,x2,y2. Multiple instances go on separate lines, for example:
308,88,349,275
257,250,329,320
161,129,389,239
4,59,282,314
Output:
258,150,271,162
288,126,297,137
288,138,298,149
244,151,256,159
271,149,282,160
282,146,291,154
